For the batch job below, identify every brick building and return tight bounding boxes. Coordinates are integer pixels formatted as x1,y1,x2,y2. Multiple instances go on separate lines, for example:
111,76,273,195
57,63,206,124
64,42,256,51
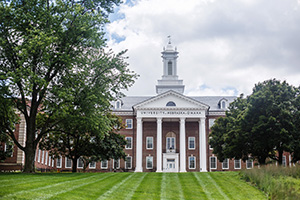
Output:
0,41,294,172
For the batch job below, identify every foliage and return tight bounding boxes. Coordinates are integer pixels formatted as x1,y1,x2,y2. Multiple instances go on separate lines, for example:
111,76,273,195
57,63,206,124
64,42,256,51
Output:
210,79,299,165
0,0,137,172
241,165,300,200
0,172,266,199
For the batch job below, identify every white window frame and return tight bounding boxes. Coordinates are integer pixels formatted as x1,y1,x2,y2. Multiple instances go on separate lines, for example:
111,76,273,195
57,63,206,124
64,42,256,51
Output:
282,156,286,167
37,149,41,163
48,156,51,167
234,159,241,169
125,137,132,149
188,137,195,150
166,137,176,150
77,157,84,169
89,161,96,169
146,156,153,169
222,158,229,169
146,137,153,149
101,160,108,169
125,119,133,129
45,152,48,165
210,156,217,169
125,156,132,169
115,100,122,109
57,156,62,168
4,142,14,157
246,159,253,169
52,158,54,167
65,157,72,168
41,150,44,164
189,156,196,169
113,159,120,169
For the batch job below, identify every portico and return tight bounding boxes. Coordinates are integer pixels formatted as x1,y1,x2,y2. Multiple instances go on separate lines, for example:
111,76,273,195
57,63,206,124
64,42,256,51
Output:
133,90,209,172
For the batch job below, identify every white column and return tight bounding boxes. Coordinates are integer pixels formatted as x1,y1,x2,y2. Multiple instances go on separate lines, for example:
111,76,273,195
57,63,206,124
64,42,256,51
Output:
180,117,186,172
156,117,162,172
199,117,207,172
135,117,143,172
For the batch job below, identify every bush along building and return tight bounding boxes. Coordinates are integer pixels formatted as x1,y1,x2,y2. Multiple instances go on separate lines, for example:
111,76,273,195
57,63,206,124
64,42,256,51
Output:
0,41,294,172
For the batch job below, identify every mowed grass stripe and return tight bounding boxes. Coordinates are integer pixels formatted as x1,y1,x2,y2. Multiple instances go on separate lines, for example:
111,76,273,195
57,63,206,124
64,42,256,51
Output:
205,173,229,200
132,172,162,199
161,173,185,200
175,173,185,200
1,173,104,199
192,172,212,200
96,173,135,200
123,173,148,200
161,173,167,200
209,172,266,200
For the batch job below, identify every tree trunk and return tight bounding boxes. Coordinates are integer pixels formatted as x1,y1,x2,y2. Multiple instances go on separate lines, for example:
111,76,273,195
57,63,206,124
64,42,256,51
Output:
23,146,36,173
72,157,78,173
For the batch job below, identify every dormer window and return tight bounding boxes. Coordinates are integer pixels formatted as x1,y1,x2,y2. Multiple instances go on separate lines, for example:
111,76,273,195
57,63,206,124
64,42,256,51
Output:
166,101,176,106
115,100,122,109
219,99,228,109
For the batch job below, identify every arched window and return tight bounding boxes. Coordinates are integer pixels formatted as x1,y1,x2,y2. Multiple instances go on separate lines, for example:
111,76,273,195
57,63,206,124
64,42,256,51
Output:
168,61,172,75
222,101,226,109
166,101,176,106
115,100,122,109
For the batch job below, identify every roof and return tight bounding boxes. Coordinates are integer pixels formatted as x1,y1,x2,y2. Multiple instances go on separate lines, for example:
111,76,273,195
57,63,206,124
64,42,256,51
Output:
112,94,236,112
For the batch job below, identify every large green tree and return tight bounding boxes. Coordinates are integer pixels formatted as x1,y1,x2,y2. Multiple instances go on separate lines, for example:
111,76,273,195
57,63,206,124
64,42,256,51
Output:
0,0,136,172
210,79,299,165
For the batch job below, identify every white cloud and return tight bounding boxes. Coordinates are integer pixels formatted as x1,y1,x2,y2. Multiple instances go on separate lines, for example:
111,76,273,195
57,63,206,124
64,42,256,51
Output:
107,0,300,97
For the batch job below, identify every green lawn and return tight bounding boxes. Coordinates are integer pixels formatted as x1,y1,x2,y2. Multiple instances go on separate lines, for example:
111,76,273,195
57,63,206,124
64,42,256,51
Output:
0,172,266,200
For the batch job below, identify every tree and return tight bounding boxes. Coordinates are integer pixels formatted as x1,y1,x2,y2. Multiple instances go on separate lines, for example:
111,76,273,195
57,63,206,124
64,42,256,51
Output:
210,79,298,165
0,0,136,172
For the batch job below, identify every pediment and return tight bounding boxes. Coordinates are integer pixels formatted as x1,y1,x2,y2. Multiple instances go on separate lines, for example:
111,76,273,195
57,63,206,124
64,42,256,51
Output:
133,90,209,110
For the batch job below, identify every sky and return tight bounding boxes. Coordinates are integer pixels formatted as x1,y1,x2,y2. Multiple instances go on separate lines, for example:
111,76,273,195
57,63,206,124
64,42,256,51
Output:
106,0,300,97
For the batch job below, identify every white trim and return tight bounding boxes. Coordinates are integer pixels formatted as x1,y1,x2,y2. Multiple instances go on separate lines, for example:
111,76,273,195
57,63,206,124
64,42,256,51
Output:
125,137,132,149
283,156,286,167
45,152,48,165
113,159,120,169
222,158,229,170
37,150,41,163
146,137,153,149
210,156,217,170
234,159,241,169
48,156,51,167
125,119,133,129
166,136,176,151
146,156,153,169
57,156,62,168
41,150,44,164
188,137,195,150
189,156,196,169
77,157,84,169
126,156,132,169
65,157,72,168
89,161,96,169
246,159,253,169
101,160,108,169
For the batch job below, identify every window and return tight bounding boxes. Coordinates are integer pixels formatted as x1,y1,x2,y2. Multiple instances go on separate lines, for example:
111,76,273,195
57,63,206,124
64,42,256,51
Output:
125,156,132,169
209,137,213,150
65,157,72,168
45,152,48,165
222,101,226,109
41,150,44,164
189,156,196,169
234,159,241,169
210,156,217,169
146,156,153,169
115,100,122,109
222,159,229,169
188,137,195,150
77,157,84,168
37,149,41,162
48,156,51,167
166,137,175,150
209,119,215,129
246,159,253,169
282,156,286,167
146,137,153,149
125,137,132,149
125,119,133,129
101,160,108,169
52,158,54,167
4,142,13,157
113,159,120,169
168,61,172,75
89,161,96,169
166,101,176,106
57,156,62,168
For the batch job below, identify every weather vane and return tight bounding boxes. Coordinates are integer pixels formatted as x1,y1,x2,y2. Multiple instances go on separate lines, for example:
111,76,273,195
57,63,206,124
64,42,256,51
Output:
167,35,171,44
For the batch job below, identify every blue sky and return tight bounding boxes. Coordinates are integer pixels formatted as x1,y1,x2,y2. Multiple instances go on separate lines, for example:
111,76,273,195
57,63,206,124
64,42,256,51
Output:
106,0,300,96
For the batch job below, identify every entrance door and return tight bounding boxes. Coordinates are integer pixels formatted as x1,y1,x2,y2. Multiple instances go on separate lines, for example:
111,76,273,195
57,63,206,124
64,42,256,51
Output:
166,159,176,172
